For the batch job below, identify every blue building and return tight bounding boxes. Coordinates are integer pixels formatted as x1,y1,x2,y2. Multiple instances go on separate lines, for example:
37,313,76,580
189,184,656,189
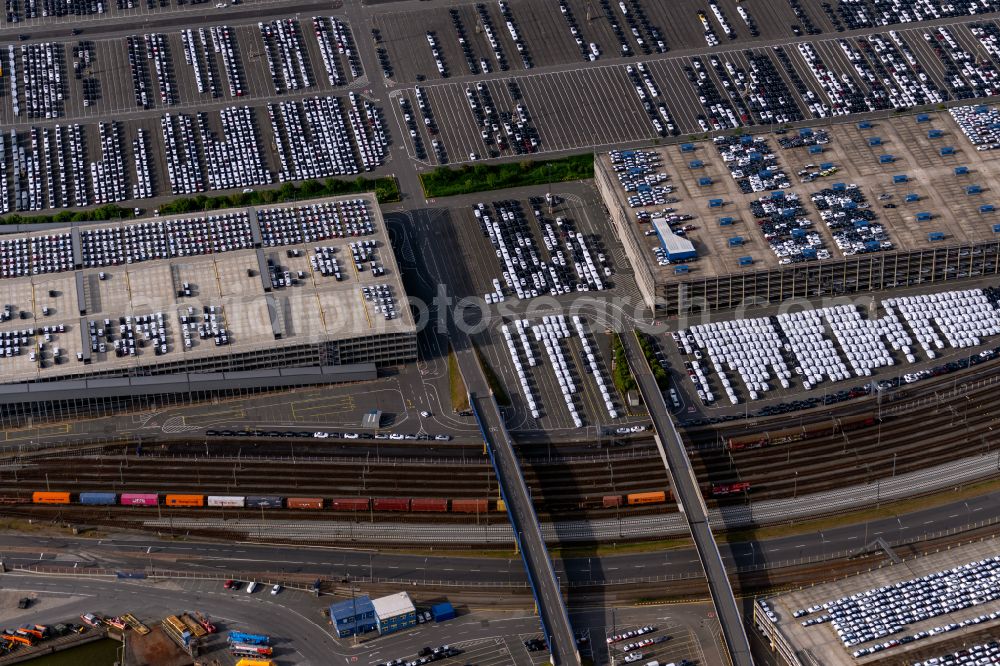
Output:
652,217,697,262
329,596,377,638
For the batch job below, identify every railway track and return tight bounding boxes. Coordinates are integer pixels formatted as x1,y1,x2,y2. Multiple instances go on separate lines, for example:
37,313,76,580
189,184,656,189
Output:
1,360,999,538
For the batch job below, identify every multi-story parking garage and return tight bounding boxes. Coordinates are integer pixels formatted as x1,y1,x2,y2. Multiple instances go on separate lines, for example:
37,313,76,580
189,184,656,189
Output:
0,193,417,385
597,108,1000,316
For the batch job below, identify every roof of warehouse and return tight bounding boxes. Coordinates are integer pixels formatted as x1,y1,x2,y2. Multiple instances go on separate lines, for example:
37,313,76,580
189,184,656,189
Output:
0,195,415,384
652,217,696,255
372,592,415,618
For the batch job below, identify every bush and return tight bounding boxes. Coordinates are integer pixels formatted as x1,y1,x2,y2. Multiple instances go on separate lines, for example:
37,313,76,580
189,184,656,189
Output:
420,153,594,198
611,332,638,398
637,332,670,391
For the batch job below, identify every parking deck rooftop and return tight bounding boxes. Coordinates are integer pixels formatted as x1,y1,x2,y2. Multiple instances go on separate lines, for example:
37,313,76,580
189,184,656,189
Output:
599,109,1000,287
0,194,414,383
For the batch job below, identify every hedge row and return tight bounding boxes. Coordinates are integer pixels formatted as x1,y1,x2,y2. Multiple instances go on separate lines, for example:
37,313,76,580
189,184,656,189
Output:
419,153,594,198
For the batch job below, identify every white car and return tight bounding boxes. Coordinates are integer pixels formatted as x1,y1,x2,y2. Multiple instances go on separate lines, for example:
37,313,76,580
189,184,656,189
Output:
623,652,643,663
313,432,329,439
271,584,281,595
389,433,405,440
434,434,451,441
420,411,431,418
343,433,359,439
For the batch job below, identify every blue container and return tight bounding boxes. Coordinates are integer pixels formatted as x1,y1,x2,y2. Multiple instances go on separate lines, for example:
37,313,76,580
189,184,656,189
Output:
708,198,723,207
801,248,817,259
905,193,920,202
680,143,695,152
916,212,932,221
868,137,882,146
738,255,753,266
955,166,969,175
791,228,806,238
879,154,894,164
728,236,744,247
431,603,456,622
809,145,823,154
771,190,785,200
719,216,734,226
674,264,689,274
800,128,814,137
928,129,943,138
916,113,930,123
698,176,712,186
820,162,834,170
857,121,872,129
981,204,995,213
79,492,117,505
967,185,982,194
940,146,955,156
893,174,908,183
832,182,846,191
928,232,945,241
688,159,703,168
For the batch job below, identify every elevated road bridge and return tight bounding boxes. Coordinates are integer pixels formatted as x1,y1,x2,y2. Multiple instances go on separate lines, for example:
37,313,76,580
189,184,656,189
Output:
621,331,754,666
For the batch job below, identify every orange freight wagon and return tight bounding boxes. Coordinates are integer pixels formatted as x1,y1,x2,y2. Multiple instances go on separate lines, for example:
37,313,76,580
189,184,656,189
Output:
451,499,488,513
626,491,667,505
165,494,205,507
32,492,71,504
286,497,324,510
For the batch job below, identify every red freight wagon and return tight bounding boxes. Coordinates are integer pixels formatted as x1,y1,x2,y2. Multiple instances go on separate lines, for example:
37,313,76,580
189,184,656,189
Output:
331,498,370,511
373,498,411,512
451,499,488,513
411,498,449,512
602,495,622,508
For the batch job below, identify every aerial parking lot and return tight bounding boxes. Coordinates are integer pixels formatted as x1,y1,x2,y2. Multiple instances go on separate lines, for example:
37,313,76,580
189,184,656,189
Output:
385,13,1000,167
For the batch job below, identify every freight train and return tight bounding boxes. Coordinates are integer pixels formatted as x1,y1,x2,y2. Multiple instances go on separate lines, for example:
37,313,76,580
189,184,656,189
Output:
21,491,675,512
726,412,879,451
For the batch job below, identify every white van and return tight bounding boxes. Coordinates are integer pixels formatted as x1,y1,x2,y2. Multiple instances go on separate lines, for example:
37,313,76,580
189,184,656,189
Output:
246,582,258,594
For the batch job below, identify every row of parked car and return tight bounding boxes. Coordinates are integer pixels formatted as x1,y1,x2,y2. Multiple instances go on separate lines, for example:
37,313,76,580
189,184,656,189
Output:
206,429,453,441
199,106,271,191
259,19,313,94
15,42,64,119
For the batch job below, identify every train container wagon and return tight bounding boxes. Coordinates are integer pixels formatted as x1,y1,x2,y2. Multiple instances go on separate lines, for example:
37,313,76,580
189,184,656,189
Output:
286,497,324,510
331,498,370,511
207,496,245,508
451,499,488,513
79,492,117,506
120,493,158,506
165,494,205,507
711,482,750,497
410,498,449,512
372,498,410,512
626,491,667,505
32,492,71,505
245,496,283,509
495,498,506,512
602,495,623,508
